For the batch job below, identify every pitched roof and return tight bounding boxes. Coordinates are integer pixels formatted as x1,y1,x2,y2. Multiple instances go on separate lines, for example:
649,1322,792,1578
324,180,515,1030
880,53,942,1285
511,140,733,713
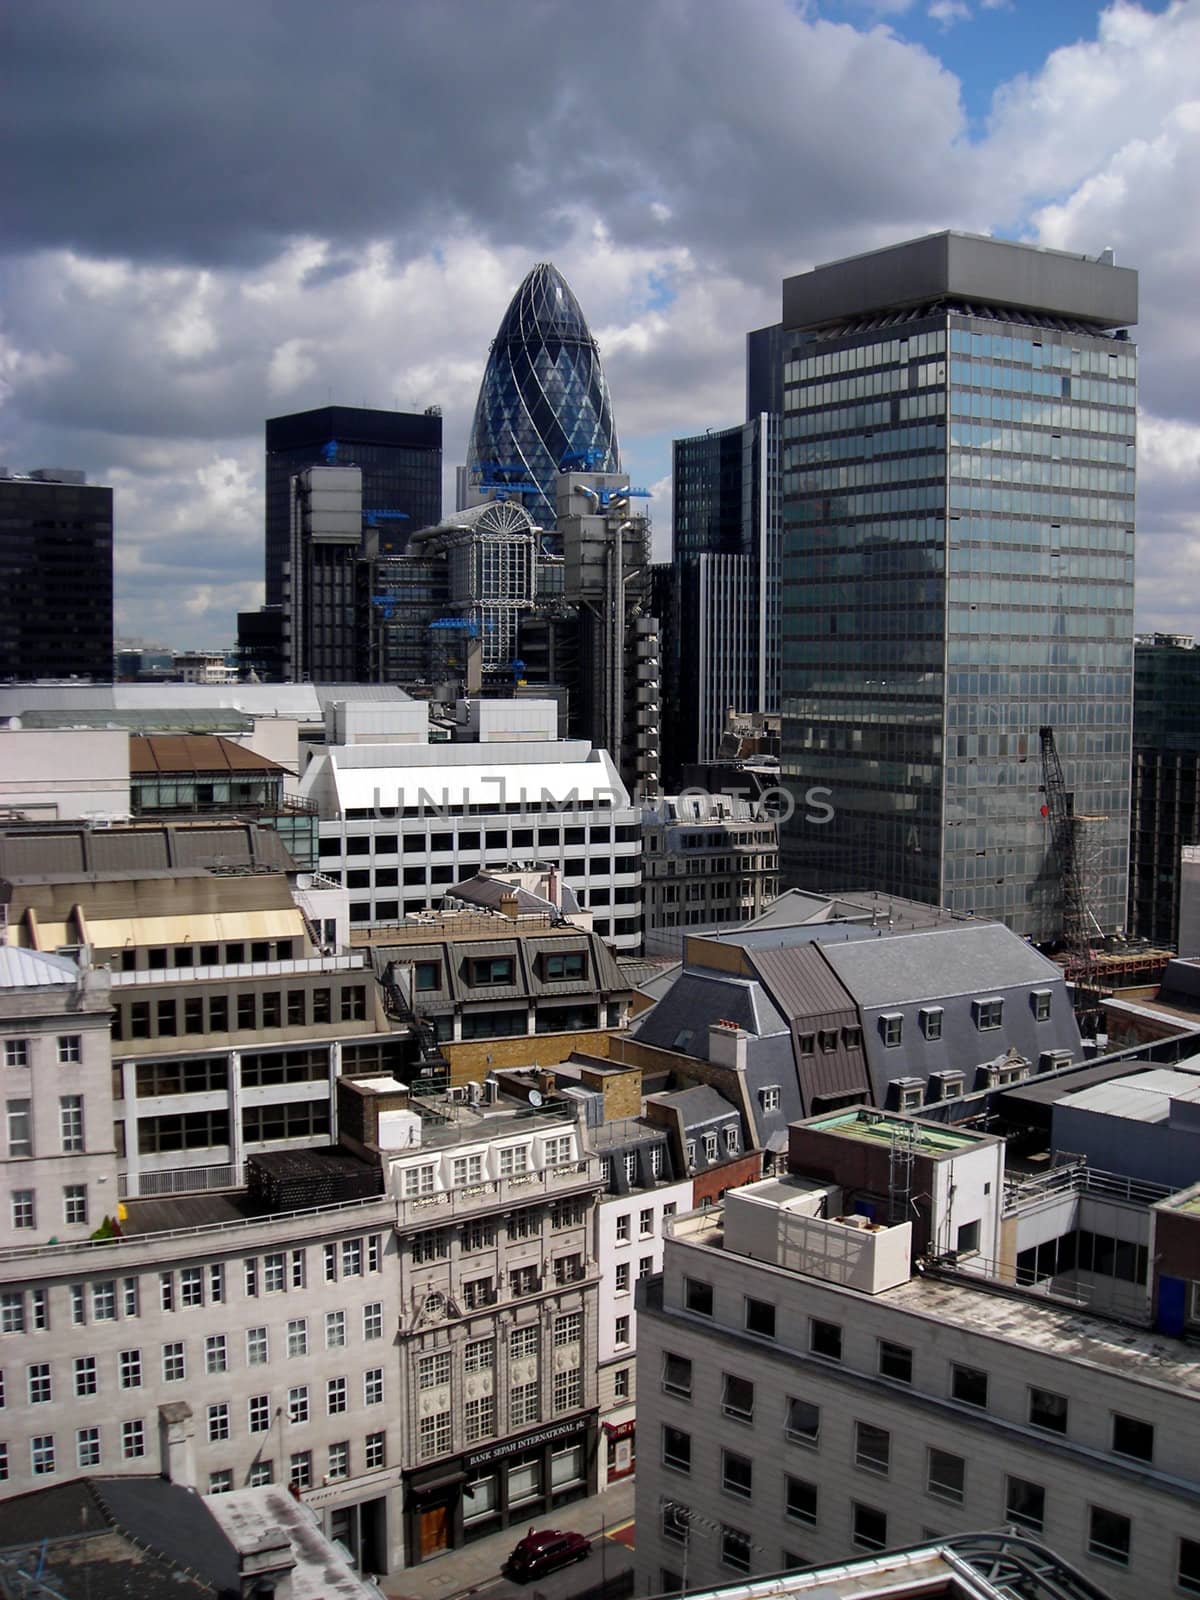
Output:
129,734,283,775
0,946,79,988
820,922,1063,1008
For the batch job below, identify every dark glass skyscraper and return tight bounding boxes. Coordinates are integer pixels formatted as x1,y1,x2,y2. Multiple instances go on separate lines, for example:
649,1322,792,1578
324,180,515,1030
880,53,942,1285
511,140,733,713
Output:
778,232,1137,939
464,263,619,523
263,405,441,609
1129,635,1200,946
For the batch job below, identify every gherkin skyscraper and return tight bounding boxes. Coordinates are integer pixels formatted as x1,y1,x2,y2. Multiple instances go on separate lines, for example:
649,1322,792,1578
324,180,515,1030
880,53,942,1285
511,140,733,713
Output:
465,262,620,522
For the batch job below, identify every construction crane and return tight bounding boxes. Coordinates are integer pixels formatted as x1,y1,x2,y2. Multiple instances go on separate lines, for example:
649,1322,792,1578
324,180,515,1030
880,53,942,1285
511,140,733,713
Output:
1039,725,1104,1029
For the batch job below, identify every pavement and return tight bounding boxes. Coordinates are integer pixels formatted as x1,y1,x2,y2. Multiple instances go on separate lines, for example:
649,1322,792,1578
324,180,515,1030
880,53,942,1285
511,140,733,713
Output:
381,1477,637,1600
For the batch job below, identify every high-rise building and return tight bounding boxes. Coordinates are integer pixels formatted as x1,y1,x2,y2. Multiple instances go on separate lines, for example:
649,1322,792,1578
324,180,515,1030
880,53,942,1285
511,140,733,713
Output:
777,232,1137,939
1129,633,1200,946
264,405,442,609
463,263,620,523
0,468,113,681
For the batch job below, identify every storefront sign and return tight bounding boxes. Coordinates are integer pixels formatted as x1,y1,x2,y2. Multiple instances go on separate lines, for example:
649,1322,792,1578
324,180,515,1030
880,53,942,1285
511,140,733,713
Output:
465,1414,594,1469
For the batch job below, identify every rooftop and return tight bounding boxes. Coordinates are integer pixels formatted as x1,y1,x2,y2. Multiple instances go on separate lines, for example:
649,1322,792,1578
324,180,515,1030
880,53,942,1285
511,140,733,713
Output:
803,1108,991,1155
129,732,284,775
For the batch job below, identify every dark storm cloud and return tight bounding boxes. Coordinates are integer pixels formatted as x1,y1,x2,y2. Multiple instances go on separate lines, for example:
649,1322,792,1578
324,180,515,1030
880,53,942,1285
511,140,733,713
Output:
3,0,976,276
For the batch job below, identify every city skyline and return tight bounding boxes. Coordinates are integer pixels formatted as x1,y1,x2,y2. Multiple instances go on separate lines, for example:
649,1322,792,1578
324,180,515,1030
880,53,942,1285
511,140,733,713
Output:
2,0,1197,647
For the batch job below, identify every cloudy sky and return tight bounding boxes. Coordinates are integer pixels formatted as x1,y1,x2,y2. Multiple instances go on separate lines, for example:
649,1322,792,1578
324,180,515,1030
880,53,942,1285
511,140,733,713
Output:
3,0,1198,648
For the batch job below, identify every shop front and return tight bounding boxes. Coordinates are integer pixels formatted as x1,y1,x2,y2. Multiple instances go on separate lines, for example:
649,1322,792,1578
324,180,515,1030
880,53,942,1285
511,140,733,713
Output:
403,1413,598,1564
603,1417,636,1484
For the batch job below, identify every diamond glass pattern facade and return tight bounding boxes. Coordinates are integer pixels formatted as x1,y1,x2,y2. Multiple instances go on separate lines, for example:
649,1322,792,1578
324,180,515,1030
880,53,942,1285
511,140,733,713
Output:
779,234,1136,939
466,263,619,524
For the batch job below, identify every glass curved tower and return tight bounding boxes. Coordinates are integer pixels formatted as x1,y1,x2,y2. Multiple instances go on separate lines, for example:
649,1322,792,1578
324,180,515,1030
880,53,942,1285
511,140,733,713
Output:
465,262,620,523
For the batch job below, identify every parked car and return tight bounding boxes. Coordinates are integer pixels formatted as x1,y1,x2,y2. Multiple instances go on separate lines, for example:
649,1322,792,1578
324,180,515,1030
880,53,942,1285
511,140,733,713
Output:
503,1528,592,1581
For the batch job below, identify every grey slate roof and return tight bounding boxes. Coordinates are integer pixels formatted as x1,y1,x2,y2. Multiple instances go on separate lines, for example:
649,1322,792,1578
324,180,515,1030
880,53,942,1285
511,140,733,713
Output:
820,922,1062,1008
633,970,787,1055
656,1084,739,1127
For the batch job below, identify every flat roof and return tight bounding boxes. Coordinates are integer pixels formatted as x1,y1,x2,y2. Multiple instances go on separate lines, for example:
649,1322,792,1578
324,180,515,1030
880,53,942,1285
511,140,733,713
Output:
803,1109,988,1154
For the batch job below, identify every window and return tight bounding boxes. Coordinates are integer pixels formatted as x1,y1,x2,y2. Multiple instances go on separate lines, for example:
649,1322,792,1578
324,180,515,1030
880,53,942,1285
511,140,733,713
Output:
722,1526,751,1573
759,1086,781,1112
684,1278,713,1316
1029,1387,1068,1434
650,1145,665,1177
419,1410,452,1460
956,1219,980,1256
951,1363,988,1408
663,1426,691,1472
722,1449,753,1499
614,1367,631,1400
361,1301,383,1342
58,1035,82,1063
639,1206,654,1237
287,1386,309,1425
465,1338,494,1372
208,1469,233,1495
878,1340,912,1383
342,1238,363,1276
508,1207,537,1240
510,1264,540,1297
208,1402,230,1442
880,1014,903,1047
511,1326,539,1360
119,1350,142,1389
11,1190,34,1229
614,1314,630,1346
289,1250,305,1290
1005,1476,1045,1533
810,1318,842,1361
1032,989,1053,1021
31,1435,56,1476
974,997,1004,1030
7,1100,32,1158
543,1134,573,1166
853,1503,887,1552
418,1352,451,1390
91,1280,115,1321
498,1145,529,1178
723,1373,754,1422
465,1395,496,1442
469,956,514,986
855,1421,890,1474
122,1420,145,1460
180,1267,202,1307
205,1335,227,1374
920,1006,943,1040
249,1395,271,1433
510,1381,540,1426
289,1451,312,1491
927,1448,965,1503
663,1503,690,1544
452,1153,484,1186
1179,1538,1200,1597
246,1327,268,1365
1088,1506,1131,1567
786,1396,820,1447
162,1342,185,1382
745,1297,776,1338
703,1132,718,1161
785,1475,818,1526
122,1277,138,1317
554,1312,582,1347
4,1040,28,1068
70,1285,85,1324
1,1292,24,1333
74,1356,97,1397
365,1432,386,1472
263,1253,285,1293
60,1095,84,1153
327,1376,347,1415
287,1318,308,1358
1111,1413,1153,1462
616,1213,631,1242
364,1367,384,1405
663,1353,692,1398
639,1254,654,1279
615,1262,631,1293
553,1368,582,1412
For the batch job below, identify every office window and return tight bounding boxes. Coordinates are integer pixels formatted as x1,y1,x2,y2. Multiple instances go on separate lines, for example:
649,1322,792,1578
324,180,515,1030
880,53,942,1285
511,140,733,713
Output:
289,1451,312,1490
684,1278,713,1316
615,1262,631,1293
785,1475,818,1526
614,1367,631,1400
1088,1506,1131,1567
745,1297,776,1338
928,1448,965,1503
162,1342,185,1382
663,1502,689,1544
1111,1413,1153,1462
31,1435,56,1476
1029,1387,1068,1434
663,1353,692,1398
810,1318,842,1361
1178,1538,1200,1597
249,1395,271,1433
852,1503,887,1552
208,1470,233,1495
554,1312,582,1347
205,1335,227,1375
91,1280,115,1321
855,1421,890,1474
465,1338,494,1372
11,1190,34,1229
76,1428,100,1468
122,1420,145,1459
343,1238,364,1277
465,1394,496,1442
650,1144,665,1177
287,1386,309,1425
419,1411,452,1459
639,1207,654,1236
70,1285,85,1324
290,1250,305,1290
510,1381,540,1426
639,1254,654,1279
58,1036,82,1063
60,1095,84,1153
722,1449,753,1499
721,1526,751,1573
418,1352,451,1390
263,1253,285,1293
511,1326,539,1360
4,1040,28,1068
951,1363,988,1408
616,1213,631,1242
28,1364,54,1404
1006,1476,1045,1533
877,1339,913,1383
786,1396,820,1447
207,1403,230,1442
363,1301,383,1341
663,1426,691,1472
74,1356,97,1397
365,1432,386,1471
364,1367,384,1405
7,1100,32,1158
614,1315,630,1346
327,1376,348,1415
1,1291,24,1333
327,1441,350,1481
179,1267,202,1308
553,1368,582,1412
122,1277,138,1318
246,1327,268,1365
723,1374,754,1422
119,1349,142,1389
287,1319,307,1358
452,1153,484,1187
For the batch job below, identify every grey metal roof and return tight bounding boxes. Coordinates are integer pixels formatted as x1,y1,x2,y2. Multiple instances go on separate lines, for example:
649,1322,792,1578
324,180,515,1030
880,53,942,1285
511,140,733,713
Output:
821,922,1063,1008
657,1084,739,1127
633,970,786,1055
748,942,856,1022
1060,1067,1200,1122
0,946,79,988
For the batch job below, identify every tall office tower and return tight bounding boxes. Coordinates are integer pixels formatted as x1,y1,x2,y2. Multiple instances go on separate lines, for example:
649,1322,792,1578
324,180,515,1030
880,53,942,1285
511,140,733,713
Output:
668,413,779,779
283,464,365,682
0,468,113,681
778,232,1137,939
264,405,442,609
463,262,620,523
1129,634,1200,947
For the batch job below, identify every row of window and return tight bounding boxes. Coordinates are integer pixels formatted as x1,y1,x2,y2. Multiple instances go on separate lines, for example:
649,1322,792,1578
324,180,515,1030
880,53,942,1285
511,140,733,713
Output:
398,1134,578,1198
113,984,367,1041
115,939,297,973
12,1350,387,1407
0,1431,387,1490
3,1035,82,1068
414,1368,586,1462
6,1094,84,1159
324,824,640,852
664,1327,1158,1463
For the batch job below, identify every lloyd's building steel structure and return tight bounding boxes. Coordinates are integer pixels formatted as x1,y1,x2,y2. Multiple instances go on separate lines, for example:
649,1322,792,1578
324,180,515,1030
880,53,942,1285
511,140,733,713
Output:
777,233,1137,941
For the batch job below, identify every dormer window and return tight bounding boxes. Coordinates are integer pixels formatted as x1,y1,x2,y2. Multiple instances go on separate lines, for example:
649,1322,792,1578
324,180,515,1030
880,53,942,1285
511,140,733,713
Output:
974,998,1003,1030
920,1007,943,1041
880,1014,903,1047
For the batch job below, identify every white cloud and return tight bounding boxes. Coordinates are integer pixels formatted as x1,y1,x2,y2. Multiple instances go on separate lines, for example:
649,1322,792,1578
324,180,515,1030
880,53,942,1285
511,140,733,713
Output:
928,0,971,27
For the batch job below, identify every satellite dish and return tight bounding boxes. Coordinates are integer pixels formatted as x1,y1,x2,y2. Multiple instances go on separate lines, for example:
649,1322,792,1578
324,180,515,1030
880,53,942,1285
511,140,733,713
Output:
528,1088,543,1108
